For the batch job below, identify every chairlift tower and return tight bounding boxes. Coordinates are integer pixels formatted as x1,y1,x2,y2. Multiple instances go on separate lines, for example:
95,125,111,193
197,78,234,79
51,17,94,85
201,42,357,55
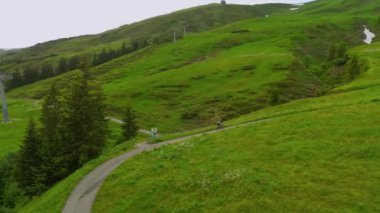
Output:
0,72,11,123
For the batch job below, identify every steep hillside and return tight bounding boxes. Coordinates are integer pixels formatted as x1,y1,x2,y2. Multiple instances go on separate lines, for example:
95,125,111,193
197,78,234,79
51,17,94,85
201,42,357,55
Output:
93,43,380,212
0,4,292,163
7,3,378,132
21,42,380,213
336,42,380,91
4,0,380,212
94,104,379,212
0,3,291,75
300,0,380,14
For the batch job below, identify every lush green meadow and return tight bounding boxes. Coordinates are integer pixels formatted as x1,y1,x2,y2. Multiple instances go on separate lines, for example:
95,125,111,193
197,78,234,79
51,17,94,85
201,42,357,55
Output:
336,43,380,92
0,99,40,159
2,0,380,212
93,43,380,212
0,97,129,159
94,102,380,212
0,4,291,75
8,11,379,133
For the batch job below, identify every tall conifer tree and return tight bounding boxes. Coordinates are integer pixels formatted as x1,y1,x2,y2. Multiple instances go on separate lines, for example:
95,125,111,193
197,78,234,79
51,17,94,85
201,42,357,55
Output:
40,83,67,185
62,58,108,171
16,118,45,195
121,104,139,141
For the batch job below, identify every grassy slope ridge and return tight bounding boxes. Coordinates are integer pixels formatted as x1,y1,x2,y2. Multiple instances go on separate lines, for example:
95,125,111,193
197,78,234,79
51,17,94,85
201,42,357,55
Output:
94,105,380,212
91,1,380,212
0,3,291,73
5,0,380,211
337,43,380,92
92,44,380,212
7,0,378,133
8,18,297,132
0,99,40,159
299,0,380,14
0,3,294,157
21,36,380,213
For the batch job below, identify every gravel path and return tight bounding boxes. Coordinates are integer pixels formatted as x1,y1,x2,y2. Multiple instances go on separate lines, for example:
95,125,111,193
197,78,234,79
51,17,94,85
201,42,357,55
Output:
62,118,269,213
106,116,158,136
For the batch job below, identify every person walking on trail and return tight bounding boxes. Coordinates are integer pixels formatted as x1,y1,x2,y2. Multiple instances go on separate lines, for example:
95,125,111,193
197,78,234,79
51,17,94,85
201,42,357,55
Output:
216,121,224,129
151,128,158,138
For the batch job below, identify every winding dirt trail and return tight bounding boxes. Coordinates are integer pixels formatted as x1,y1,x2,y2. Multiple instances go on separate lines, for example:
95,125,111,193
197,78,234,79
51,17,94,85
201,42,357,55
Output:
62,118,269,213
106,116,158,136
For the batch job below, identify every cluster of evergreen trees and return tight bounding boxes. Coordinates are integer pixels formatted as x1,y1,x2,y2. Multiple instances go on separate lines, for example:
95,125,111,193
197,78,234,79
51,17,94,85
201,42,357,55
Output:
0,56,142,210
0,61,108,210
326,42,365,81
6,40,149,91
92,41,148,66
327,42,347,65
346,55,363,81
6,56,81,91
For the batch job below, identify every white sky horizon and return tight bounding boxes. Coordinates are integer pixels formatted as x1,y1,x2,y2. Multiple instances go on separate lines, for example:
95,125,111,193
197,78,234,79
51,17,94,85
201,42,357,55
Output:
0,0,311,49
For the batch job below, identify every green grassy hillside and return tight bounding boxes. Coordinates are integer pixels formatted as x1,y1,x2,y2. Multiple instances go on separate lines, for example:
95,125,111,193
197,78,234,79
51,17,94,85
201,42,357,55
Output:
300,0,380,14
0,3,293,159
336,42,380,92
2,0,378,161
94,104,380,212
19,41,380,213
92,43,380,212
0,99,40,159
7,3,378,133
0,98,133,159
0,3,291,74
1,0,380,212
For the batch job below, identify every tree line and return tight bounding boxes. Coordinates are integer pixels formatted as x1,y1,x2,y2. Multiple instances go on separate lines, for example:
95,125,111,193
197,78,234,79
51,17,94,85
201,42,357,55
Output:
0,59,139,211
326,42,365,81
5,40,149,91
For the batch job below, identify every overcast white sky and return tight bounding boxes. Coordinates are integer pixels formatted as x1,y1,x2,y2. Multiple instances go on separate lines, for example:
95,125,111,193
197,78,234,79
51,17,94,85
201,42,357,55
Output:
0,0,310,49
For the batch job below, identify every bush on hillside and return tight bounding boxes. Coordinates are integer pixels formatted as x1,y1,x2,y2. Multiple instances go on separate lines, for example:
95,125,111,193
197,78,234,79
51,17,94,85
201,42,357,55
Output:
346,55,365,81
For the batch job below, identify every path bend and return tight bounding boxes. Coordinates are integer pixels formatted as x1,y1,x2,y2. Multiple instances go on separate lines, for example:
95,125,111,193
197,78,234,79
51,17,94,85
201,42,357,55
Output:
62,118,269,213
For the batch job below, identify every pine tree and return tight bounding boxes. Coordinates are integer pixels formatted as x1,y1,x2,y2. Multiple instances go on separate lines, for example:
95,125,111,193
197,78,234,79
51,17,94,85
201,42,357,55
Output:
62,59,108,171
92,53,99,66
0,154,16,206
327,43,337,61
6,71,22,91
336,43,347,59
58,58,69,74
40,64,54,79
347,56,361,81
120,42,128,55
39,83,67,185
23,66,40,84
270,89,280,106
68,56,80,71
121,105,139,142
16,118,45,196
132,41,140,51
